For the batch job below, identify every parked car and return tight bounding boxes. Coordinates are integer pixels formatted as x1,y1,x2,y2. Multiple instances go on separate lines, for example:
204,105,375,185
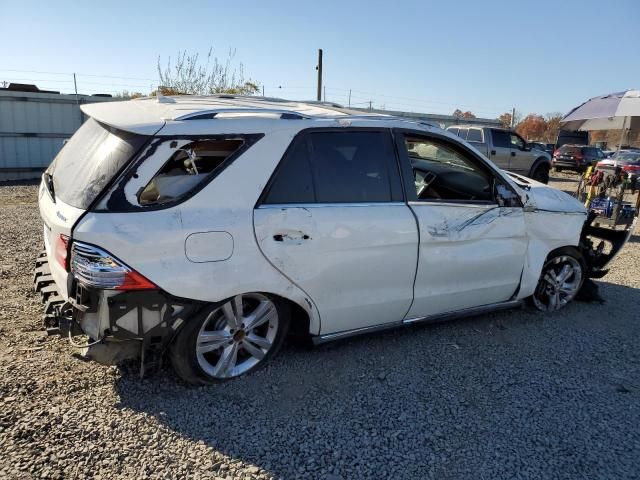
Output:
552,145,606,172
528,141,554,158
446,125,551,183
595,149,640,174
34,96,633,383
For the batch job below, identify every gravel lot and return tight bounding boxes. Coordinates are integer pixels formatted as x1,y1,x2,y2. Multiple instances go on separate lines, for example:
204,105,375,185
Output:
1,175,639,479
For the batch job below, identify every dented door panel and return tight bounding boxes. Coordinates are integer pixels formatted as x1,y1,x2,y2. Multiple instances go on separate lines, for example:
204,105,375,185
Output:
407,203,527,318
253,204,418,334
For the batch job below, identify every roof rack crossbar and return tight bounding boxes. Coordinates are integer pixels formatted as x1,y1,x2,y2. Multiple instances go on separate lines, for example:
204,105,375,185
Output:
174,109,312,121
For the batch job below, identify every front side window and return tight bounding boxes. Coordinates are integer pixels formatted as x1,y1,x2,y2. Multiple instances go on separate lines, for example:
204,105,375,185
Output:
263,130,402,204
403,135,493,203
510,133,525,150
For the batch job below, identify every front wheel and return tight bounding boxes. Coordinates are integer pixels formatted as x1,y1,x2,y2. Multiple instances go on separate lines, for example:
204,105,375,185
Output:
531,249,585,312
170,293,289,384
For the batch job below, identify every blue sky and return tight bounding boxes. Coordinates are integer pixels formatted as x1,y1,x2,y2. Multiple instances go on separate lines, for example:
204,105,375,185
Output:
2,0,638,118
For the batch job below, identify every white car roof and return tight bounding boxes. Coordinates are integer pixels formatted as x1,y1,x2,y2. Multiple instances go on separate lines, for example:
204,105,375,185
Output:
80,94,437,136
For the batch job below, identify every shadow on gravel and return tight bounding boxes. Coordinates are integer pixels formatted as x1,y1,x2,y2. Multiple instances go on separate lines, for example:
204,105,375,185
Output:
115,280,640,479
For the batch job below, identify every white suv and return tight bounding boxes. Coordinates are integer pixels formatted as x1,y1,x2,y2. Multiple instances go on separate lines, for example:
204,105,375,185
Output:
34,95,629,383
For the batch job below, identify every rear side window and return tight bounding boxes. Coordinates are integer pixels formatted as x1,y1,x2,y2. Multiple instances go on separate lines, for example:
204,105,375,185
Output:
491,130,511,148
456,128,469,140
139,139,244,205
466,128,483,143
263,130,402,204
48,118,147,209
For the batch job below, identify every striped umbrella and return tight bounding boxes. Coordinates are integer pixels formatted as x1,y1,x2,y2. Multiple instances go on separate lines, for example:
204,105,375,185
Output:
561,90,640,132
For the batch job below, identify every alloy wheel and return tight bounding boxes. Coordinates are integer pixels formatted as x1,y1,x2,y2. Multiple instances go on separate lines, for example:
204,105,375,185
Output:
532,255,583,311
195,293,279,379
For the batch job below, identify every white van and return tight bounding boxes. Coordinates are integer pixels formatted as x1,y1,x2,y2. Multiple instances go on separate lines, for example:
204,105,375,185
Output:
34,95,630,383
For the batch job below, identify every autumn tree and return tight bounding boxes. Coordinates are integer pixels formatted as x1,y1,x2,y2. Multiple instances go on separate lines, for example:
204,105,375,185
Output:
452,109,476,119
542,113,563,143
157,47,260,96
114,90,145,99
516,114,547,140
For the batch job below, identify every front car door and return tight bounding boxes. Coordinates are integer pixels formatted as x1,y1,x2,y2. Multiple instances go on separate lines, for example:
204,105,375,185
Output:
395,129,527,319
509,132,533,174
253,128,419,335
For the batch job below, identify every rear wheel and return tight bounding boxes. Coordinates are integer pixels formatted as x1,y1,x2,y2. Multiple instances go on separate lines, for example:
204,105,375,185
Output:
531,249,585,312
170,293,290,384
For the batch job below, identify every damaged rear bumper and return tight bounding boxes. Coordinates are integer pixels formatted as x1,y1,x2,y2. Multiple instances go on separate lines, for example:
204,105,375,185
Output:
34,251,201,367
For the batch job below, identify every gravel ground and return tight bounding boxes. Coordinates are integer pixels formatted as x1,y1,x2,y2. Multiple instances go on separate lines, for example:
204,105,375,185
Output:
1,176,639,479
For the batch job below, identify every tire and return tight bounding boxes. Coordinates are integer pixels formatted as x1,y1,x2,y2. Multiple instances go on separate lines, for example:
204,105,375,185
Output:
530,247,585,312
170,293,290,384
531,163,550,184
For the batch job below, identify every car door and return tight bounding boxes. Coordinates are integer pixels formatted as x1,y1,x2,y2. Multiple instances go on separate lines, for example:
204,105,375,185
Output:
395,129,527,319
487,129,513,169
253,128,419,335
509,132,533,173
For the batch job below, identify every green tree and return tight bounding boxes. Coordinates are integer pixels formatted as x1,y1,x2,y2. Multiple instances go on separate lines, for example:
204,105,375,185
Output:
157,48,260,96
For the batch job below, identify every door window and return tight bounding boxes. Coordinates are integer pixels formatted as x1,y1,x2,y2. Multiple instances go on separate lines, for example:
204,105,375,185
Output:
262,130,402,204
491,129,512,148
402,135,494,203
509,133,526,150
466,128,483,143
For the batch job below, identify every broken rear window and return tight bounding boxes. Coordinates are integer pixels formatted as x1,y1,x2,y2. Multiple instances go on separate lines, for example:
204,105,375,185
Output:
138,139,244,205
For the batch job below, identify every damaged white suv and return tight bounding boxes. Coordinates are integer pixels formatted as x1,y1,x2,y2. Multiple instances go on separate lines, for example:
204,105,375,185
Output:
35,95,632,383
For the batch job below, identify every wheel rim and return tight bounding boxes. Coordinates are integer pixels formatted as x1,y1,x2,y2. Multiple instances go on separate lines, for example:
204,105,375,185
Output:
196,293,278,379
533,255,583,312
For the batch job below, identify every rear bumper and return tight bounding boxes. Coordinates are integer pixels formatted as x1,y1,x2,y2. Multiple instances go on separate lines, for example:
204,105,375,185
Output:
34,251,203,365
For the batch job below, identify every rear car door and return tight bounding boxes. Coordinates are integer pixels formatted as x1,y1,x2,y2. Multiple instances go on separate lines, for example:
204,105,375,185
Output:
253,128,419,335
487,129,513,169
395,129,527,318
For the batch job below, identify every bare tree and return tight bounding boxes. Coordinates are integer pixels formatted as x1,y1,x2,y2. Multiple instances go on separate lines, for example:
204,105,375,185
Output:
157,48,259,96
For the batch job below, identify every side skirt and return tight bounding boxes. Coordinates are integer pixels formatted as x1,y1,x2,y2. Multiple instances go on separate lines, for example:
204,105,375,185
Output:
312,299,523,345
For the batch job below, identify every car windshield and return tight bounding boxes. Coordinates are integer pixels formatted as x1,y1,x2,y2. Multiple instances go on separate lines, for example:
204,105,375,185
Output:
47,119,148,209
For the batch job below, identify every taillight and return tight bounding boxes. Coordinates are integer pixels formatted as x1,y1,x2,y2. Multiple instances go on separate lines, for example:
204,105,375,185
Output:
574,153,584,160
623,164,640,172
70,241,156,290
55,234,70,271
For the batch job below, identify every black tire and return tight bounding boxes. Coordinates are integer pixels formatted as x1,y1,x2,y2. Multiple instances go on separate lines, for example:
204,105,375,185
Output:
529,247,586,312
169,293,290,384
531,163,550,184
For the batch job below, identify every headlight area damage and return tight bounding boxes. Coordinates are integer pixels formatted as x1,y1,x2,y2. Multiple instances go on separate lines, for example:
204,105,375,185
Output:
580,211,637,279
33,242,205,375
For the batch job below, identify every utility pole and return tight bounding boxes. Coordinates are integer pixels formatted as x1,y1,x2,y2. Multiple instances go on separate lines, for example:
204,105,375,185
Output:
511,107,516,129
348,89,351,108
262,85,265,96
323,86,326,102
316,49,323,102
368,100,372,111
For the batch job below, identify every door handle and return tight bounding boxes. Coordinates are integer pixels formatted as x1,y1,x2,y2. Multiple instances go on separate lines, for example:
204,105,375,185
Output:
273,233,310,242
510,151,516,157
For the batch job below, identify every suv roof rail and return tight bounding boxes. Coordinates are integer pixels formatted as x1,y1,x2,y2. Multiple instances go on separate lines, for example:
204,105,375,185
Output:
173,109,313,121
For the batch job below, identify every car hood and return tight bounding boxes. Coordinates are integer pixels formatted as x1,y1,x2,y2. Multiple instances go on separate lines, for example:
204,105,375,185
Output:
505,172,587,214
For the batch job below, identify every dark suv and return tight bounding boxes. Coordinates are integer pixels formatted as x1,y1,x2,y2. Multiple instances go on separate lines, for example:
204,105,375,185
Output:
552,145,606,173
